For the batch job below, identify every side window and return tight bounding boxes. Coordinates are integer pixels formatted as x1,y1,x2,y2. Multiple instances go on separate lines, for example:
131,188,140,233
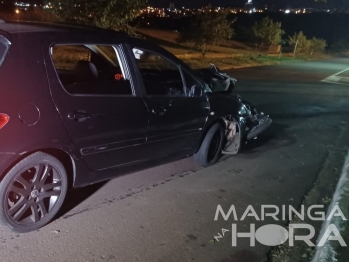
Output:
132,48,184,96
51,44,132,95
182,70,202,89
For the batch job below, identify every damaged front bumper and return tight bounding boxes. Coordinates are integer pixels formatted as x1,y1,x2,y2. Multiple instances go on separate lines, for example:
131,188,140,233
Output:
221,113,272,155
247,115,272,140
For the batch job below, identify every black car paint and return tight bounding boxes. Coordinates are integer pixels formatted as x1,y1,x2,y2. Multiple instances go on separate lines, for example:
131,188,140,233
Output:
0,22,252,189
125,37,247,151
42,36,150,172
0,30,77,180
125,39,212,158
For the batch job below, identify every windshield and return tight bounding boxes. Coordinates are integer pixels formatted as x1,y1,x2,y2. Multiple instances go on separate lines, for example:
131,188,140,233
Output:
197,66,236,94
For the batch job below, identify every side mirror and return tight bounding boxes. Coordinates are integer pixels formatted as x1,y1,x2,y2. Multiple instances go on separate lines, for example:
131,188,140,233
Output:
189,85,203,97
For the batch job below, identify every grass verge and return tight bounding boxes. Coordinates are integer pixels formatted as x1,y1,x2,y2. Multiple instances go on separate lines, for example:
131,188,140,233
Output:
136,28,329,70
182,55,302,70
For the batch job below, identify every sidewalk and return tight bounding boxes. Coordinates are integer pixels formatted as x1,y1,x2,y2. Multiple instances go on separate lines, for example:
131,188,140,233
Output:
270,121,349,262
312,152,349,262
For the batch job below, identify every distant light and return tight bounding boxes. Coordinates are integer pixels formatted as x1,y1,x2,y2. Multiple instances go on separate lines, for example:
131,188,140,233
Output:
15,9,19,14
285,9,290,14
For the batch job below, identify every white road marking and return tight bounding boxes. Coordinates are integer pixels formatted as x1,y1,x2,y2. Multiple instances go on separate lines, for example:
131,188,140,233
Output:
327,67,349,78
321,79,349,86
322,67,349,85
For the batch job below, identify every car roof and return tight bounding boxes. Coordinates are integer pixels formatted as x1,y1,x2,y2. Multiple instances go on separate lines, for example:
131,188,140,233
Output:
0,21,122,35
0,20,191,70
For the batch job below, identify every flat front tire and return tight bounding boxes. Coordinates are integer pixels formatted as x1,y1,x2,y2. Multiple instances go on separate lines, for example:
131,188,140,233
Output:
194,123,224,167
0,152,68,233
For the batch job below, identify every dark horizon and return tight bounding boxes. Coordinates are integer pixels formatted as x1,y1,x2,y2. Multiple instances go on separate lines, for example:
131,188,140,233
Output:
3,0,349,8
3,0,349,9
148,0,349,8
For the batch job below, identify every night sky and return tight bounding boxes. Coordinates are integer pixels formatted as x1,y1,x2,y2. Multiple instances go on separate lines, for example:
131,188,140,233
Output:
149,0,349,8
15,0,349,8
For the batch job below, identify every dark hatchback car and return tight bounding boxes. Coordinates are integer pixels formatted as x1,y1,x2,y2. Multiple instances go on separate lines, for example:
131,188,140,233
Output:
0,21,271,232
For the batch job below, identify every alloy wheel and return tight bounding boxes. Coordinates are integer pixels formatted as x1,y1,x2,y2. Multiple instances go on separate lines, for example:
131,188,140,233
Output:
5,164,63,226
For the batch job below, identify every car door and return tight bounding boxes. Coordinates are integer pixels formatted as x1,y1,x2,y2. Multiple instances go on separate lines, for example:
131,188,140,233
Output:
43,39,148,171
130,47,210,157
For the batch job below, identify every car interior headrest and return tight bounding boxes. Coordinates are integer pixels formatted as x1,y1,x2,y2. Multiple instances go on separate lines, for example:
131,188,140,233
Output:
74,60,98,83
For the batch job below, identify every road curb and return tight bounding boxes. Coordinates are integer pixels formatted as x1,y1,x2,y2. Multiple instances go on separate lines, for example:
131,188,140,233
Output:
312,151,349,262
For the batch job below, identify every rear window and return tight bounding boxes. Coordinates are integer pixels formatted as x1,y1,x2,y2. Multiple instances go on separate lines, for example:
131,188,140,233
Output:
0,35,11,68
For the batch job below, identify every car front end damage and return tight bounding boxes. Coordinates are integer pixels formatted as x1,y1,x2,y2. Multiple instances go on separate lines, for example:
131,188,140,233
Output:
221,109,272,155
197,64,273,155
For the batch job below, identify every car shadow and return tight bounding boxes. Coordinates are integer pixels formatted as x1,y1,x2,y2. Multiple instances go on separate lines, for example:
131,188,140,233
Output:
55,181,108,220
53,153,193,221
237,122,296,159
53,124,290,220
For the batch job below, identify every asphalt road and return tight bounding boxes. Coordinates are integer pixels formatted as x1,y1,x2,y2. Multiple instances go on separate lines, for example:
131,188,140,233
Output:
1,58,349,262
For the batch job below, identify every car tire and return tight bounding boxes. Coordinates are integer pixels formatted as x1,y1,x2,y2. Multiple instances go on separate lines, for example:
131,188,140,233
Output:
194,123,224,167
0,152,68,233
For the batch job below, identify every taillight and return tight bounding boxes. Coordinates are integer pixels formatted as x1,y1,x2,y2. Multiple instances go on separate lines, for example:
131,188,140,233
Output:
0,114,10,129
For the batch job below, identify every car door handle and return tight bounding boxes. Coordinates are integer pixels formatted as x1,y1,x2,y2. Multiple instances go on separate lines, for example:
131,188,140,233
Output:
68,111,91,122
152,107,167,116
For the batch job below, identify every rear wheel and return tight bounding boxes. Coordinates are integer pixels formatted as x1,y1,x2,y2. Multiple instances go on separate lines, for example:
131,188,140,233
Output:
0,152,68,233
194,123,224,167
